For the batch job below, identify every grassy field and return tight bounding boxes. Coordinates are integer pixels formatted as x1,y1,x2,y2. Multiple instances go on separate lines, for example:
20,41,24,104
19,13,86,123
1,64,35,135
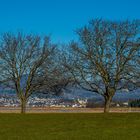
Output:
0,113,140,140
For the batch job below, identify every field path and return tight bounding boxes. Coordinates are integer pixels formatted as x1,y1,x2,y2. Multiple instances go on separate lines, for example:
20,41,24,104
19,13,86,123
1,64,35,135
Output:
0,107,140,113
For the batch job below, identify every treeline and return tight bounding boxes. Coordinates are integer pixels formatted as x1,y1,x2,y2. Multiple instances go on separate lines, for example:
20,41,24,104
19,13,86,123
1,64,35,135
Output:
0,19,140,113
129,99,140,107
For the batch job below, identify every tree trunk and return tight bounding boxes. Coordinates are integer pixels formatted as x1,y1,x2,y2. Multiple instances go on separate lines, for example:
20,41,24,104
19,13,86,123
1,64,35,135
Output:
104,96,112,113
21,99,27,114
104,87,116,113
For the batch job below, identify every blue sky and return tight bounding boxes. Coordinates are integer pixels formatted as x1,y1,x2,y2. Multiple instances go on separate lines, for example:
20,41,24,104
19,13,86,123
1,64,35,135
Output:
0,0,140,43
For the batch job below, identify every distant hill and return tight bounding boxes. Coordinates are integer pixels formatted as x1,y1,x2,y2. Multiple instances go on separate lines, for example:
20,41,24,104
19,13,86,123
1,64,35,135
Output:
51,87,140,102
0,84,140,102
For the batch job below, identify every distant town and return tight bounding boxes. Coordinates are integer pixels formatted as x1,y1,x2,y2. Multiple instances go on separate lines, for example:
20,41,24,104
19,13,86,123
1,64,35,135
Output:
0,94,88,108
0,92,139,108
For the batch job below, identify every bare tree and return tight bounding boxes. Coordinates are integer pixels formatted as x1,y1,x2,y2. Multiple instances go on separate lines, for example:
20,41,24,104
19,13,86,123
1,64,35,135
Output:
38,47,74,95
0,33,56,113
66,19,140,112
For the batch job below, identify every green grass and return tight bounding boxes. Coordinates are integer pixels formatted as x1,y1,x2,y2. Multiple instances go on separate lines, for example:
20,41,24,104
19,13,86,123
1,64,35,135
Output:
0,113,140,140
